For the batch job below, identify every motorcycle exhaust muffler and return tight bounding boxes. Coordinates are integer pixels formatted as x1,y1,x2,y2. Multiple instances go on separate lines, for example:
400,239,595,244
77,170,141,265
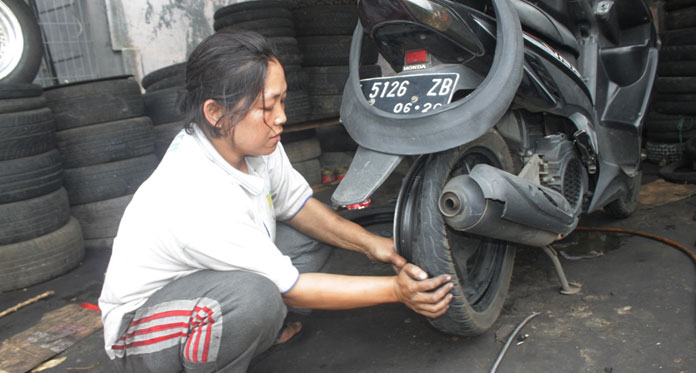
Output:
439,164,578,247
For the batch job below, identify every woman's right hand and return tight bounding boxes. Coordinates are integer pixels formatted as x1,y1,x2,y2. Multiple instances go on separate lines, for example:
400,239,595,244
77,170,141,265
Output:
393,264,454,318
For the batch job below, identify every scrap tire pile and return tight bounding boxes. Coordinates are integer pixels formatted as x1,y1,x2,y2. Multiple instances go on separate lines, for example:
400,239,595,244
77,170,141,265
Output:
0,83,84,292
648,0,696,182
44,76,158,249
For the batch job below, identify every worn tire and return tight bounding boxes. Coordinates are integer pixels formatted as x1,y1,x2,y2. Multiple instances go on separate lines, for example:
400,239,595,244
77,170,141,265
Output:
666,6,696,30
656,77,696,94
409,131,516,336
144,87,185,125
660,28,696,45
0,217,84,293
284,65,306,91
291,157,321,185
0,108,55,161
297,35,378,66
0,0,43,83
284,136,321,163
44,76,145,130
303,65,381,95
285,89,311,125
309,94,342,120
293,6,358,36
0,187,70,246
214,1,289,20
0,83,45,113
659,46,696,61
268,37,303,66
63,154,158,205
658,61,696,76
665,0,696,11
154,121,184,160
0,149,63,204
71,194,133,240
659,159,696,184
215,8,292,24
56,116,155,168
214,17,295,36
141,63,186,90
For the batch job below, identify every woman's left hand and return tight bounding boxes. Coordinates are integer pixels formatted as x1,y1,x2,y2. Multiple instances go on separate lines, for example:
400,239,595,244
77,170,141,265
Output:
364,236,407,271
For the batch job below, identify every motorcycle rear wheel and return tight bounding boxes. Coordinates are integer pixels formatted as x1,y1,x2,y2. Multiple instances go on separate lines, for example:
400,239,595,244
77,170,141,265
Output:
403,131,516,336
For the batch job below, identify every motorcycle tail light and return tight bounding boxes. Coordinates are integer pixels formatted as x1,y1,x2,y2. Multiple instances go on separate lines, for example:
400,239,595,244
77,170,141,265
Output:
405,49,428,64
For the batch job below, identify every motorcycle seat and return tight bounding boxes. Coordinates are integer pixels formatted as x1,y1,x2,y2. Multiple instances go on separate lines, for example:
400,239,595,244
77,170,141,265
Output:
512,0,579,56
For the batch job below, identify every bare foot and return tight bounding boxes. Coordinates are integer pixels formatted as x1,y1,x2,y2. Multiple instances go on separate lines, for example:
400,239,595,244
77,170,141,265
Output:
275,321,302,345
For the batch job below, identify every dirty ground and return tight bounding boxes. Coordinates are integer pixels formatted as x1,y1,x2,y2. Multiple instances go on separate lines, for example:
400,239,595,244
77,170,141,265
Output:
0,164,694,372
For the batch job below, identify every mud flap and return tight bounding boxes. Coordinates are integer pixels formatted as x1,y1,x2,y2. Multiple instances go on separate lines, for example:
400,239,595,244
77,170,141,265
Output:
331,146,403,206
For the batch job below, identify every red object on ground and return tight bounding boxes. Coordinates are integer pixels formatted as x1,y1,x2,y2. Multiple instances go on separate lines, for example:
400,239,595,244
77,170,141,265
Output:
80,302,101,312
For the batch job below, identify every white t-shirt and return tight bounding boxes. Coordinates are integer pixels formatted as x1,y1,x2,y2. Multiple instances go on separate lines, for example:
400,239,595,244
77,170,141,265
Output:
98,124,312,358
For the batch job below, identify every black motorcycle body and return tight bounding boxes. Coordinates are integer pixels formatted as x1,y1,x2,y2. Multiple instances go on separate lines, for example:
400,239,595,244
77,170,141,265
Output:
333,0,658,335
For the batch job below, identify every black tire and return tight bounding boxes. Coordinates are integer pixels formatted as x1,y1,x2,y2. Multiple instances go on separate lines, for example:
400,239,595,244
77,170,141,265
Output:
44,76,145,130
0,0,42,83
655,77,696,94
71,194,133,240
666,6,696,30
55,116,155,168
645,129,696,143
146,75,185,92
214,17,295,35
215,8,292,24
659,46,696,61
303,65,381,95
144,87,185,125
291,157,321,185
645,112,696,131
283,136,321,163
268,37,303,66
653,99,696,115
646,140,685,164
216,25,296,38
285,89,311,125
658,61,696,76
63,154,158,205
297,35,378,66
290,0,357,7
0,95,46,114
604,172,641,218
407,131,516,336
660,28,696,45
141,63,186,90
0,83,42,99
293,6,358,36
284,65,306,91
0,108,55,161
0,217,84,293
659,159,696,184
0,187,70,246
665,0,696,11
0,149,63,204
281,128,316,143
154,121,184,160
214,1,289,20
308,94,342,120
316,124,358,152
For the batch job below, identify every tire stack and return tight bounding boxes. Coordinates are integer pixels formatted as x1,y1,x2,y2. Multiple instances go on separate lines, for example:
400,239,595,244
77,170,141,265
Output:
44,76,158,250
291,2,379,184
292,3,380,121
647,0,696,167
0,83,84,292
213,1,311,126
141,63,187,159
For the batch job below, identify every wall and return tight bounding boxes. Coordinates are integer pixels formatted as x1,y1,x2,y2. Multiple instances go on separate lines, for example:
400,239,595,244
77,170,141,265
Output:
105,0,238,83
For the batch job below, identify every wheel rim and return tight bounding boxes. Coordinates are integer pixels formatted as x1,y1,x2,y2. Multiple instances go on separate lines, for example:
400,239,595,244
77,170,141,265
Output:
441,147,510,311
0,1,25,80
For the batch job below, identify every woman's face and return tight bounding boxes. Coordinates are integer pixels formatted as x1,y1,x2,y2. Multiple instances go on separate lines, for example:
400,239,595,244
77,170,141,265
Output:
229,59,287,158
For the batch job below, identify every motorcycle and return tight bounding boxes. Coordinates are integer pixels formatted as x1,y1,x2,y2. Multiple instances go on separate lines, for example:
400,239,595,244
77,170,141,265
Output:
332,0,658,335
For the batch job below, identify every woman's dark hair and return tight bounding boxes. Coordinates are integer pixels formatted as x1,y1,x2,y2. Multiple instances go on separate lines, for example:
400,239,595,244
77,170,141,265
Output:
178,30,278,137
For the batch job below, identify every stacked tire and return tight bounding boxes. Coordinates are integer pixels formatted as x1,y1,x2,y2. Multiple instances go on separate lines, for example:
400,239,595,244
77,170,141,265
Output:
293,4,380,120
0,83,84,292
44,76,157,250
646,0,696,180
141,63,187,159
214,0,311,125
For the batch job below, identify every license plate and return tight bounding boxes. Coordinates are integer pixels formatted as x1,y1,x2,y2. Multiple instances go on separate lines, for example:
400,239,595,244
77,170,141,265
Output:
360,73,459,114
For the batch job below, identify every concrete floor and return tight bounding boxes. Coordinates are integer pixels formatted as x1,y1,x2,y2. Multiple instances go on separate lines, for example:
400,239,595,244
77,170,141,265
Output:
1,165,694,372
